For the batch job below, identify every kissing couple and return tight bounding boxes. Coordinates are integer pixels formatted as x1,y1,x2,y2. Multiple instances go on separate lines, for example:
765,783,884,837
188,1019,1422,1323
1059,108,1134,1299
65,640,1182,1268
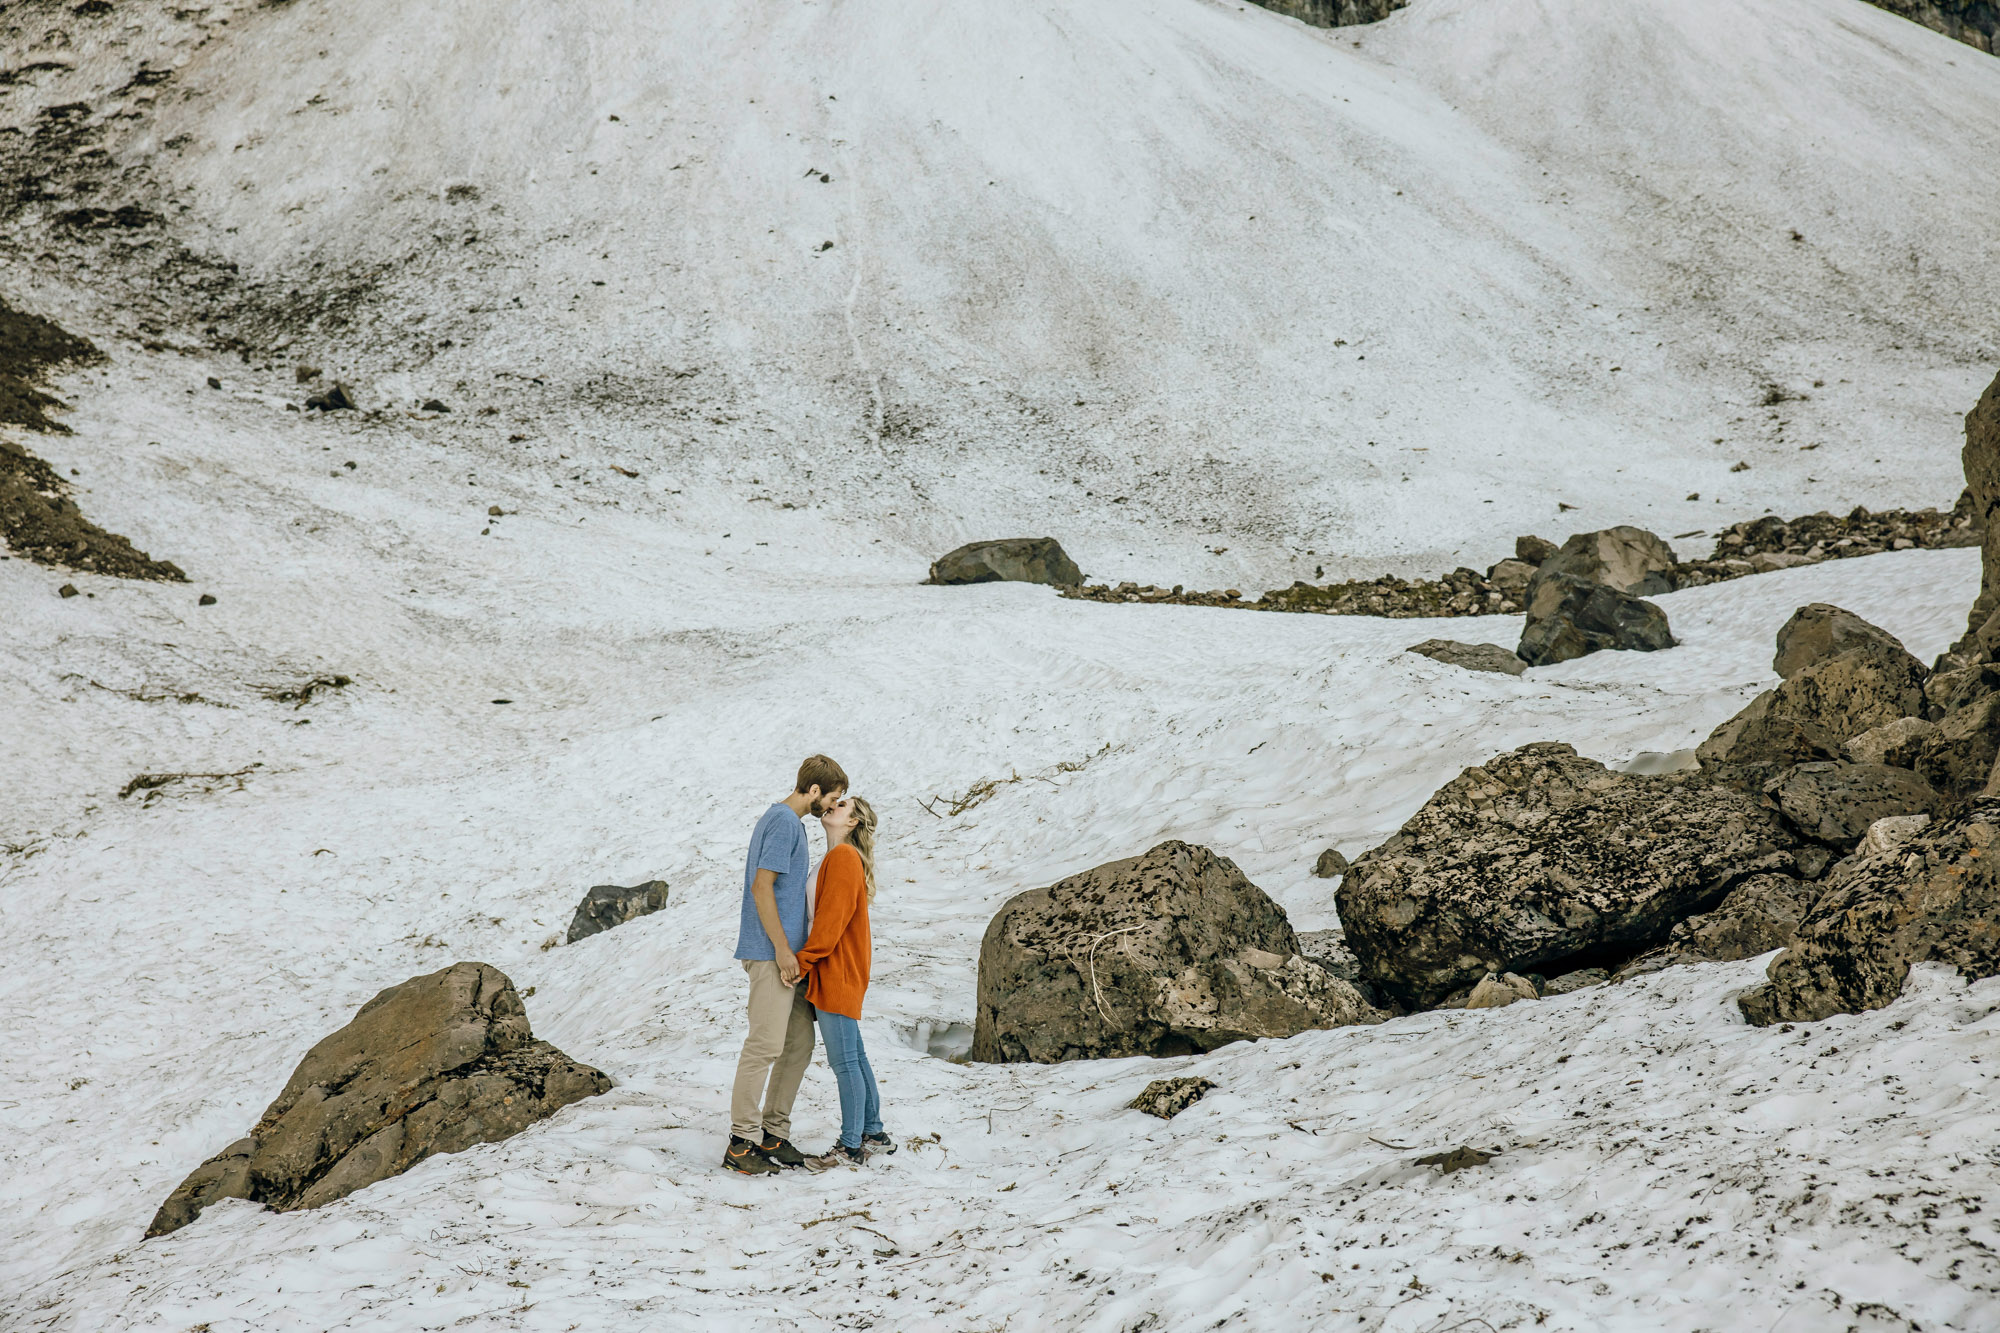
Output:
723,754,893,1175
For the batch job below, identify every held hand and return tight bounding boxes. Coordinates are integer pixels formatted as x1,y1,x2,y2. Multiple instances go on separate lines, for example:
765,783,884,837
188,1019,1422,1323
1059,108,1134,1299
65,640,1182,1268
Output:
778,950,801,986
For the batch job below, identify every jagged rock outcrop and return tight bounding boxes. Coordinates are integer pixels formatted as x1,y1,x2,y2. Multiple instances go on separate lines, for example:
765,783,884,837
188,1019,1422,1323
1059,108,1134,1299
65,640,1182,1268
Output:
1740,801,2000,1025
1773,604,1913,679
1698,624,1928,779
1516,577,1675,666
970,841,1380,1062
928,537,1083,587
1337,743,1798,1007
1913,692,2000,796
1247,0,1408,27
1954,368,2000,650
1866,1,1998,56
147,962,608,1238
566,879,669,943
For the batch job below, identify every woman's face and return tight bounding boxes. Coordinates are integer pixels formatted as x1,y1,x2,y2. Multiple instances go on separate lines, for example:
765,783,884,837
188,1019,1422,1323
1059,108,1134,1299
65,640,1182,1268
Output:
819,796,855,843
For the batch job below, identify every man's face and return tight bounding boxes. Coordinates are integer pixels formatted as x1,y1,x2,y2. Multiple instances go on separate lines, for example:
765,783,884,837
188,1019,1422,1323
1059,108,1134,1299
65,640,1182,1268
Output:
808,786,847,817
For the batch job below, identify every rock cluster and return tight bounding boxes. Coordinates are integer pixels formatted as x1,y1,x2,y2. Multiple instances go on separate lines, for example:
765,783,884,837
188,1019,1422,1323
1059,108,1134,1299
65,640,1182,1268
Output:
147,962,608,1238
969,841,1380,1063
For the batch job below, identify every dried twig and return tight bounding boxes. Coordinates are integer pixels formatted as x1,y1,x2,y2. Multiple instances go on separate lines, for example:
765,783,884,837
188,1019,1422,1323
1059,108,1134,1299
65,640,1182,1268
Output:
118,765,258,800
802,1209,872,1230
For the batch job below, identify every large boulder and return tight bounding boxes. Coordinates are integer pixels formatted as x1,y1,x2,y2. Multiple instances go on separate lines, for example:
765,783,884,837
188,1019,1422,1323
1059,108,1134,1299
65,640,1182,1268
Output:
566,879,669,943
1913,691,2000,797
1528,526,1680,598
1337,743,1798,1007
1739,801,2000,1026
1516,577,1675,667
1761,762,1943,849
928,538,1082,587
1698,637,1928,776
969,841,1380,1063
147,962,608,1237
1954,367,2000,652
1772,604,1913,679
1405,638,1527,676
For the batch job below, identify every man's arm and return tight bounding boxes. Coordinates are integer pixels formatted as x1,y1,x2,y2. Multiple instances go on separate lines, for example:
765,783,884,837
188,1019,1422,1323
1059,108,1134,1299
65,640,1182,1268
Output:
750,868,798,984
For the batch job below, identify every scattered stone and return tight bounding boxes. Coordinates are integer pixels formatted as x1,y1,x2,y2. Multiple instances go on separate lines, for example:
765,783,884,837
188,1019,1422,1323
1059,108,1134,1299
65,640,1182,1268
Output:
566,880,670,944
1516,534,1560,565
1406,638,1527,675
1772,604,1911,679
1542,968,1610,996
1338,742,1797,1007
1843,716,1937,768
146,962,610,1237
421,398,450,413
1739,800,2000,1026
1463,972,1538,1009
487,504,504,517
1527,525,1679,598
294,365,322,383
969,841,1381,1062
305,382,356,412
198,592,216,606
1416,1146,1495,1174
1516,576,1674,666
1311,848,1350,879
1485,558,1537,595
928,537,1082,587
1128,1076,1216,1119
58,582,77,598
1762,762,1943,848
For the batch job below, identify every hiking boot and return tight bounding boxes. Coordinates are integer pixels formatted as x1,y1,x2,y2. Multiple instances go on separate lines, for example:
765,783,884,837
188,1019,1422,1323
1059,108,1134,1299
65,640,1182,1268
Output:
801,1142,866,1173
860,1132,897,1158
722,1135,780,1176
760,1134,807,1169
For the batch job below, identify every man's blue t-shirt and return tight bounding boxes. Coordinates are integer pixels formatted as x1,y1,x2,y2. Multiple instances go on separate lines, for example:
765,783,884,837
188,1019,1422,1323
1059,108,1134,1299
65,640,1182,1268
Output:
734,802,810,960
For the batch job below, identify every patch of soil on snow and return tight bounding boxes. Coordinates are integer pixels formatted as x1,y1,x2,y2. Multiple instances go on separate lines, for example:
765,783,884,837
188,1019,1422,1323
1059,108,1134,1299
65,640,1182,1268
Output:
0,298,184,579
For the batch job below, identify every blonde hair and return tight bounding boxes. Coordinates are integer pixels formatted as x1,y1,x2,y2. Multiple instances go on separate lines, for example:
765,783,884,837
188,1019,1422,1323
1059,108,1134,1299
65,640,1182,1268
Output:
844,796,879,902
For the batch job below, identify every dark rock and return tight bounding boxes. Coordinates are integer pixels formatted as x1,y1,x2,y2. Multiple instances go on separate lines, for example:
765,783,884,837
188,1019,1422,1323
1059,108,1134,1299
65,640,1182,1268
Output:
1515,534,1560,566
304,382,355,412
928,537,1082,588
1772,604,1911,680
1245,0,1407,26
1863,2,1997,57
198,592,216,606
1311,848,1350,879
1844,717,1938,769
421,398,450,413
1406,638,1527,676
1662,873,1820,966
1762,763,1943,848
1416,1146,1496,1174
1739,801,2000,1026
1337,742,1797,1007
1529,526,1679,598
1542,968,1609,995
969,841,1381,1063
566,880,669,944
1128,1077,1216,1119
1913,693,2000,797
146,962,609,1237
1516,576,1675,667
58,582,77,598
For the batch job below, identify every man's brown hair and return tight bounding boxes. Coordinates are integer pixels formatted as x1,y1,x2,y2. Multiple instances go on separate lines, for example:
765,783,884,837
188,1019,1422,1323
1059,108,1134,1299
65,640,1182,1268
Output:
796,754,848,795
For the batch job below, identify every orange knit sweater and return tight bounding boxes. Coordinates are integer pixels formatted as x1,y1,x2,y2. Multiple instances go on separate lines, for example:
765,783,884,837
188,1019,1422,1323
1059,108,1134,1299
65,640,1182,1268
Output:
795,843,871,1020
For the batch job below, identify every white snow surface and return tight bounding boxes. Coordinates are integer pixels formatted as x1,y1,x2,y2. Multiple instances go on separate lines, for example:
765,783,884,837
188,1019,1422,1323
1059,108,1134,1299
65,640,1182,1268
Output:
6,0,2000,1329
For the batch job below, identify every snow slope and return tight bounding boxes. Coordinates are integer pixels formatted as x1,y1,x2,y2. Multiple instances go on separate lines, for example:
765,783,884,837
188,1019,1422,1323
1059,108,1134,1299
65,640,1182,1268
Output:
7,0,2000,586
5,0,2000,1329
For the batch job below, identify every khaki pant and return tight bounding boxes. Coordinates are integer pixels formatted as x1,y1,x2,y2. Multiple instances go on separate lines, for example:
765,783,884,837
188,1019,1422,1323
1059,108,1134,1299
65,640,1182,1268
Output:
729,960,816,1142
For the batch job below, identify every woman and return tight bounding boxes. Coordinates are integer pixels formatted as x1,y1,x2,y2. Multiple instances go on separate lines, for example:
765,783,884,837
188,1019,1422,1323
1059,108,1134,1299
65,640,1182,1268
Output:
795,796,894,1170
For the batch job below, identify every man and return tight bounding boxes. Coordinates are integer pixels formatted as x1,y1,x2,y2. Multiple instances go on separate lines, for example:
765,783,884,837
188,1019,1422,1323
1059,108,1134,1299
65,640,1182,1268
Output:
724,753,849,1175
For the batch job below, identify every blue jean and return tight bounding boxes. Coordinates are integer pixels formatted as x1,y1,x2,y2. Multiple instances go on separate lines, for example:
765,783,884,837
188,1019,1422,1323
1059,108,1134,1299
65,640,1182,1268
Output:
816,1012,883,1149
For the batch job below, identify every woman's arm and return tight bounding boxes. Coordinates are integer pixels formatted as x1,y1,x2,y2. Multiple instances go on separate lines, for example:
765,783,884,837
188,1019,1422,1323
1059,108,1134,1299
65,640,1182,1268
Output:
794,846,862,969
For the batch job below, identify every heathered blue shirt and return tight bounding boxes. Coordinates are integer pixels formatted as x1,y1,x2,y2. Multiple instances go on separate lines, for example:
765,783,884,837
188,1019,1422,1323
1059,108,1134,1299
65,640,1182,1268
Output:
734,802,810,960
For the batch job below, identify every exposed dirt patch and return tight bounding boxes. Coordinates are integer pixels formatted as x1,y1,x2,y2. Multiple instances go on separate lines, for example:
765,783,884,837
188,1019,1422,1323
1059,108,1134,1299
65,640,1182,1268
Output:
0,297,185,579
